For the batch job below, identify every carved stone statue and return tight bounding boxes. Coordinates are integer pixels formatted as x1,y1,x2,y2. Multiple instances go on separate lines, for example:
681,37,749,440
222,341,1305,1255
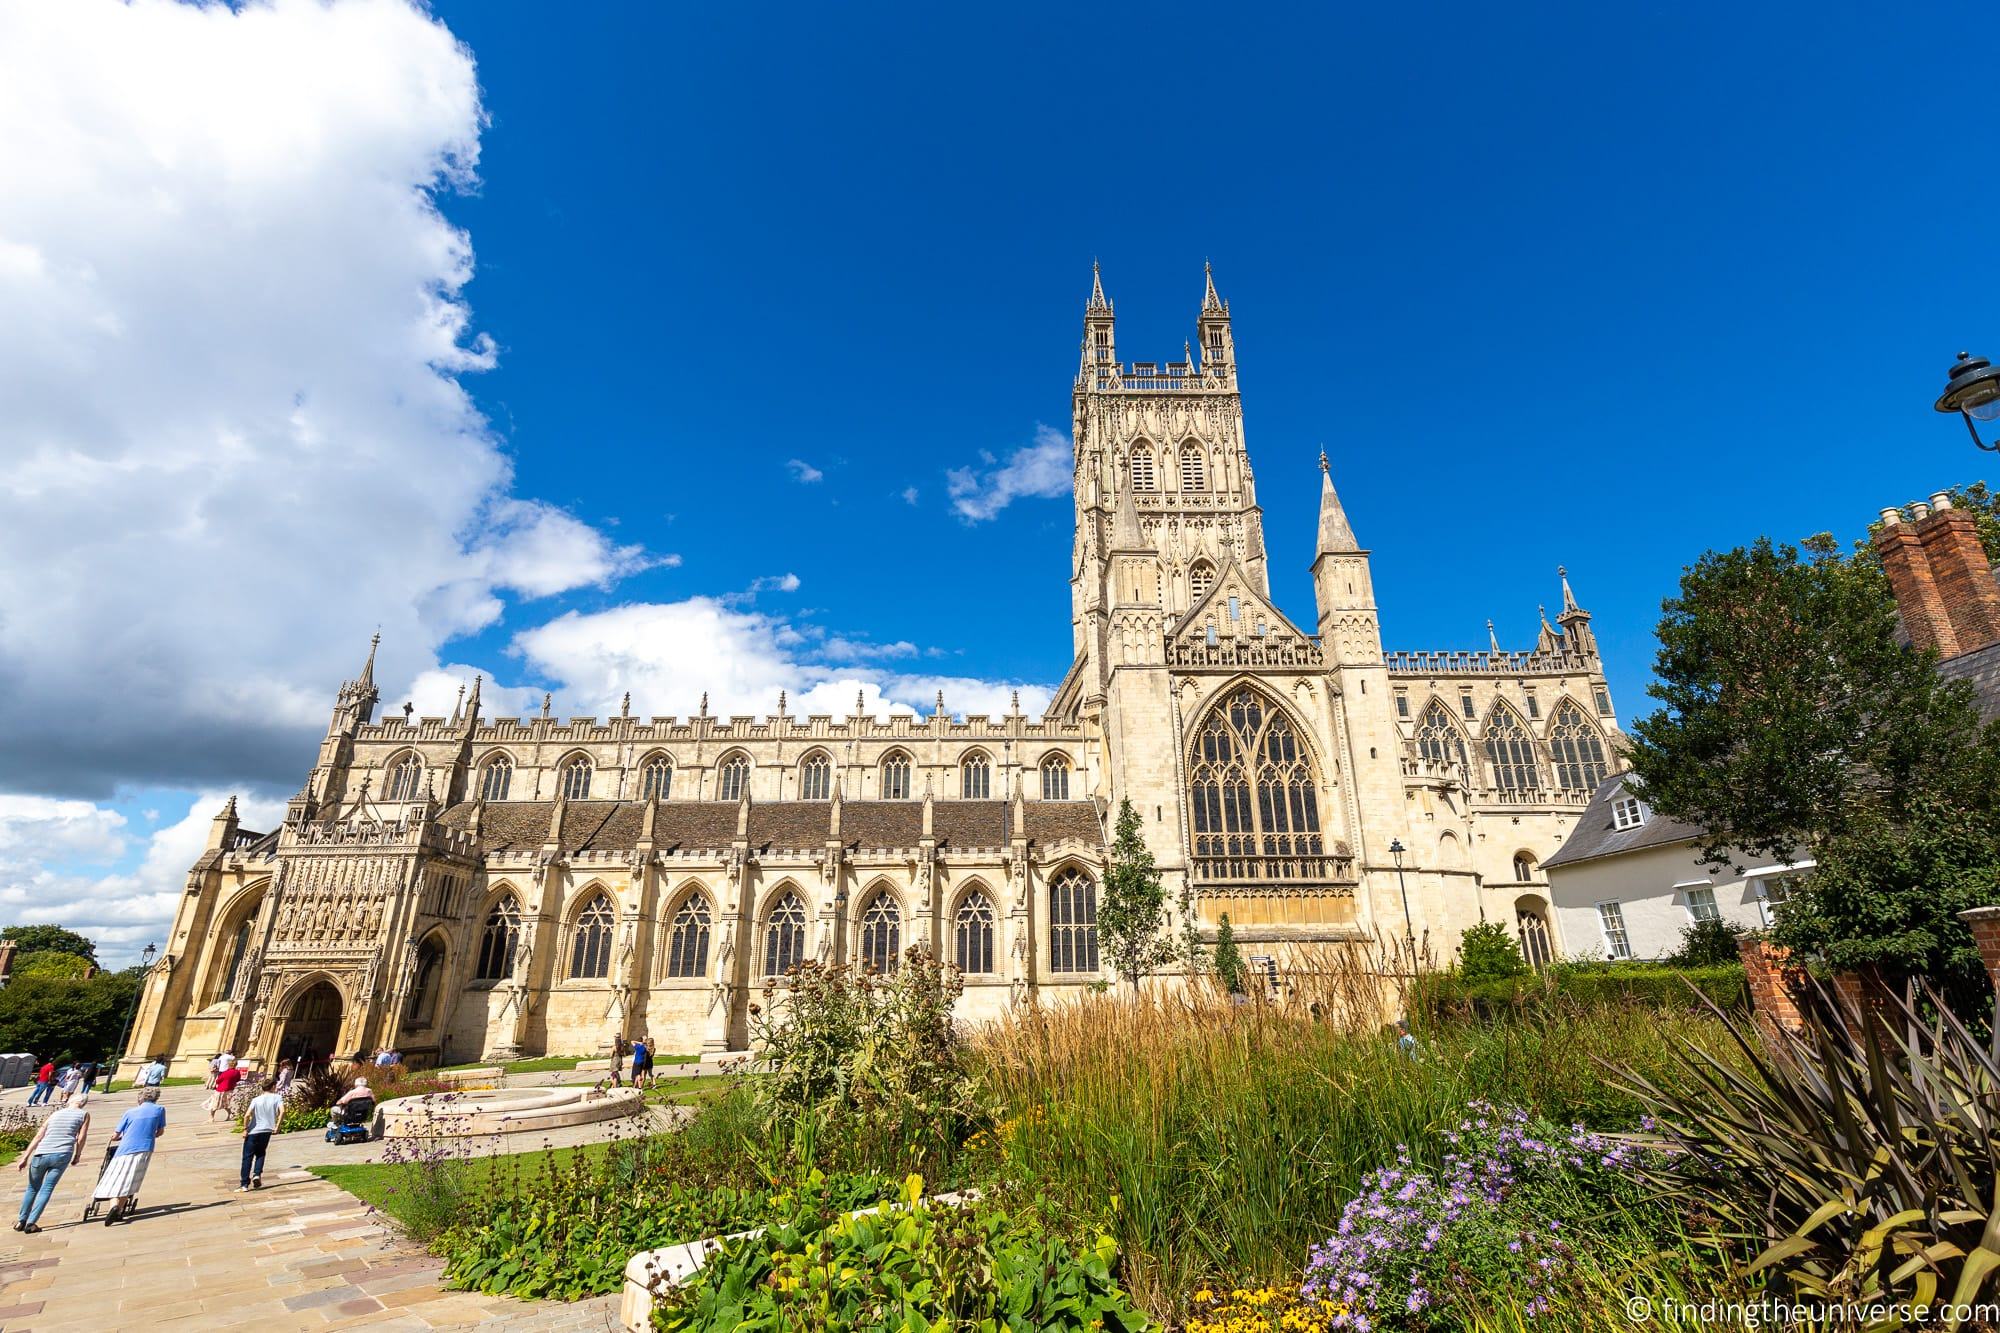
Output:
1009,860,1029,911
913,857,934,915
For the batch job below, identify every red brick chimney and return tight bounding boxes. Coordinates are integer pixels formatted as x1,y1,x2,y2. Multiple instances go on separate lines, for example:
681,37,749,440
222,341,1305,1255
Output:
1874,492,2000,660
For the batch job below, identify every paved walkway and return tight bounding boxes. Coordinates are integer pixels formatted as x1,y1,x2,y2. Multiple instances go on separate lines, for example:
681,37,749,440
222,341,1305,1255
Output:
0,1083,645,1330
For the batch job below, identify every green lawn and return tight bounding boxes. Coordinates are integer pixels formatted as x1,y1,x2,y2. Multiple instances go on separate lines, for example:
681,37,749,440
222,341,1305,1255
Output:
434,1055,585,1075
102,1075,202,1093
643,1073,729,1109
311,1138,626,1227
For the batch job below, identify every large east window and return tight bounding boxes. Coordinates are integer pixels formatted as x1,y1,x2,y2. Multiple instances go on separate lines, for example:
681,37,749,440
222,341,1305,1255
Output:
1189,687,1326,881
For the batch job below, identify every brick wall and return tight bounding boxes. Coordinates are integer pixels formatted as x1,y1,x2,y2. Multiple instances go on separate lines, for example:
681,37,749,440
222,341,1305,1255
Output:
1735,933,1802,1041
1961,906,2000,995
1874,494,2000,660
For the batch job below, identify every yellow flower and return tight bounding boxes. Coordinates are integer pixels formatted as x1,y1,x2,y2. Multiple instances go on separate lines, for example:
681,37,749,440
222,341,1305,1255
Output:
1194,1288,1213,1303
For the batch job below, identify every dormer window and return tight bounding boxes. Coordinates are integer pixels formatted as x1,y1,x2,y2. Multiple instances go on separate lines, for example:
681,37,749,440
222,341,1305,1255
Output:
1611,795,1648,831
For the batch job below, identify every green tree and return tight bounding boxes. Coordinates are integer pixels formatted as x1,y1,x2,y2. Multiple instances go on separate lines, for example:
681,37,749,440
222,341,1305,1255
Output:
1628,534,2000,1017
0,969,141,1062
1668,917,1740,968
12,951,96,979
1213,914,1245,995
1098,799,1172,987
1,924,97,964
1458,920,1529,983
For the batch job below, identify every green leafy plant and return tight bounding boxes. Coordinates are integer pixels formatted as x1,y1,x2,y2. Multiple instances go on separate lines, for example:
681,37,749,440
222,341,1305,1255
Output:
1214,914,1246,995
653,1172,1148,1332
1458,920,1529,983
1100,797,1173,986
1669,918,1739,968
1621,980,2000,1327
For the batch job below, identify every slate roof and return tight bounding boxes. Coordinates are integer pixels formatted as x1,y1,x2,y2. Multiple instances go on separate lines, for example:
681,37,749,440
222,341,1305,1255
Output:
437,799,1104,856
1540,773,1702,871
1938,639,2000,722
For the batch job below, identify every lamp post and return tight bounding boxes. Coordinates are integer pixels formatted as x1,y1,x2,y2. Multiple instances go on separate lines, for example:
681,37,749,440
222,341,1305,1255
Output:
115,942,159,1083
1935,351,2000,451
1387,838,1414,954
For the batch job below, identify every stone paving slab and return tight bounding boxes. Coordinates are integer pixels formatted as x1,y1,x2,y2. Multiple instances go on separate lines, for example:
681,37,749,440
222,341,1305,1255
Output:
0,1084,619,1330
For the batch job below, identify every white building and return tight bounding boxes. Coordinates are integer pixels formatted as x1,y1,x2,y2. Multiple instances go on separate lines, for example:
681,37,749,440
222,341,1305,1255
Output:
1540,774,1800,961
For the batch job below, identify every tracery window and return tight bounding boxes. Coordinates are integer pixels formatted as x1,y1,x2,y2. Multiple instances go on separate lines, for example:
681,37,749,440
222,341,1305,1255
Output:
1180,444,1205,492
664,892,711,979
954,891,995,974
717,753,750,802
1512,852,1537,882
216,918,252,1004
1414,701,1469,779
640,754,672,800
1483,708,1540,793
881,751,912,801
799,751,832,801
1048,869,1099,973
1189,562,1215,603
1188,687,1327,881
858,891,901,974
763,891,807,978
1040,755,1071,801
1517,905,1554,970
961,751,992,800
559,756,593,801
1130,446,1156,492
479,754,513,801
568,893,615,980
385,753,424,802
1549,702,1610,793
405,937,444,1025
476,896,521,980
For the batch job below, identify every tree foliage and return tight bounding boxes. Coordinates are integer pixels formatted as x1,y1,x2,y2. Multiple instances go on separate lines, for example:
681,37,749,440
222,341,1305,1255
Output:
0,969,140,1061
1213,914,1245,995
1458,920,1529,983
1668,917,1740,969
2,924,97,963
1098,799,1173,986
1628,531,2000,1019
13,951,96,979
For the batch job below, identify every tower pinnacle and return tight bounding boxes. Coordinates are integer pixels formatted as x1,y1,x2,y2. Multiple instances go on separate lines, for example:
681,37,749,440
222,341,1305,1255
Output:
1314,453,1359,555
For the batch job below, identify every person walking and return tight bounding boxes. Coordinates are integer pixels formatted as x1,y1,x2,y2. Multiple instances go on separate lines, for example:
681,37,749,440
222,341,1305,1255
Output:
94,1088,165,1225
239,1083,283,1192
13,1093,89,1233
55,1063,83,1106
77,1059,97,1094
628,1034,648,1090
137,1055,168,1088
271,1059,296,1097
25,1059,54,1107
210,1062,246,1121
205,1053,222,1091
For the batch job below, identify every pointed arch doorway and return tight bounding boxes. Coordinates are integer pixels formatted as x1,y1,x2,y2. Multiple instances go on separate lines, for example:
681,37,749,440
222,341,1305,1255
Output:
277,980,344,1066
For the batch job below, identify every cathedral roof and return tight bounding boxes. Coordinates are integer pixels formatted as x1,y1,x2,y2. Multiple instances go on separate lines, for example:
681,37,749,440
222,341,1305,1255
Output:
438,799,1104,856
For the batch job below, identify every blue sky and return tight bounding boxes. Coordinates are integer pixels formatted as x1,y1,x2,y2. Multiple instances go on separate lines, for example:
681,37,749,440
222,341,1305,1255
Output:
430,1,1996,705
4,0,1995,961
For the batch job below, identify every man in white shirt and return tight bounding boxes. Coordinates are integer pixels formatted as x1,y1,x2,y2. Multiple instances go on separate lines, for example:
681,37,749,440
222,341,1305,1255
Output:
239,1085,284,1192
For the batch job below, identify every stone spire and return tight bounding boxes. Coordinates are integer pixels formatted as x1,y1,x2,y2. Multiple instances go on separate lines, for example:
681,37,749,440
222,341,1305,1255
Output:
359,632,379,691
1088,259,1110,312
1487,619,1500,654
1202,260,1223,314
1315,450,1359,555
1559,566,1580,614
1111,470,1146,551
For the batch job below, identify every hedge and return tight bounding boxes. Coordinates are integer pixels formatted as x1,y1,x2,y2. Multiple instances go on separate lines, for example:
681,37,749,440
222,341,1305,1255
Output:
1416,961,1747,1017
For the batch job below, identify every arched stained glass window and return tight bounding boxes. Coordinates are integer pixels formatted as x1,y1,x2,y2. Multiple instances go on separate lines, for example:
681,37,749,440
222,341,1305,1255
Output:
799,751,832,801
881,751,912,801
1189,561,1215,603
1040,755,1071,801
858,891,901,974
1513,851,1537,882
1180,444,1205,492
405,937,444,1025
763,891,807,978
961,752,991,800
569,893,615,979
1517,903,1554,970
954,891,995,974
1048,869,1099,973
641,755,672,800
385,753,424,802
480,754,513,801
664,892,711,979
1549,702,1609,793
476,896,520,980
1414,702,1469,779
559,756,593,801
717,754,750,802
1483,708,1540,793
217,918,252,1004
1130,446,1156,492
1188,687,1327,881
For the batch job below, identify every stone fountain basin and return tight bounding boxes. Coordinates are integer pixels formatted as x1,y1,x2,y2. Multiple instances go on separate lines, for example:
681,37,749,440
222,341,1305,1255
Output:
377,1084,644,1137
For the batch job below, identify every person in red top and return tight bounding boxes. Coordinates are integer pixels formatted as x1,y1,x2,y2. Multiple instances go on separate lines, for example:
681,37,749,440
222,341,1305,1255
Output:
210,1064,247,1121
26,1061,55,1107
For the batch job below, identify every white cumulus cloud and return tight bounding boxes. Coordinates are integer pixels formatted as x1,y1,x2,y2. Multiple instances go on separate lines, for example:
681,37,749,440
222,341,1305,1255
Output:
786,458,824,484
0,0,648,797
945,423,1073,522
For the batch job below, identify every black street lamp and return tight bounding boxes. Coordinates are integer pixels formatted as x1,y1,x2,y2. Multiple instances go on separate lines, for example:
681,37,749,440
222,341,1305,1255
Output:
1387,838,1414,949
1935,351,2000,451
115,943,159,1081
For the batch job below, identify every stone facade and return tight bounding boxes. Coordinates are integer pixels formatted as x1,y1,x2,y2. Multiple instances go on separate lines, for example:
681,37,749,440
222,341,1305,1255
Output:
126,266,1625,1076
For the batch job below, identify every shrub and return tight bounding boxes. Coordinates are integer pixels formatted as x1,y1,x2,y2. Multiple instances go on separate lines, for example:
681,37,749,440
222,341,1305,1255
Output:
1623,981,2000,1327
1668,917,1739,968
1416,961,1748,1016
1214,914,1246,995
1458,921,1529,983
652,1172,1147,1332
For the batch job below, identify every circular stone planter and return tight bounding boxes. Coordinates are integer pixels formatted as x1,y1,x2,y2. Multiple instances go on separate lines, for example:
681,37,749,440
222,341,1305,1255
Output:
377,1085,644,1138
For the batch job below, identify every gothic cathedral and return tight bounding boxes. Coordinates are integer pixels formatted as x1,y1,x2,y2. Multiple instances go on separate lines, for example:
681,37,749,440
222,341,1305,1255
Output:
124,267,1622,1076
